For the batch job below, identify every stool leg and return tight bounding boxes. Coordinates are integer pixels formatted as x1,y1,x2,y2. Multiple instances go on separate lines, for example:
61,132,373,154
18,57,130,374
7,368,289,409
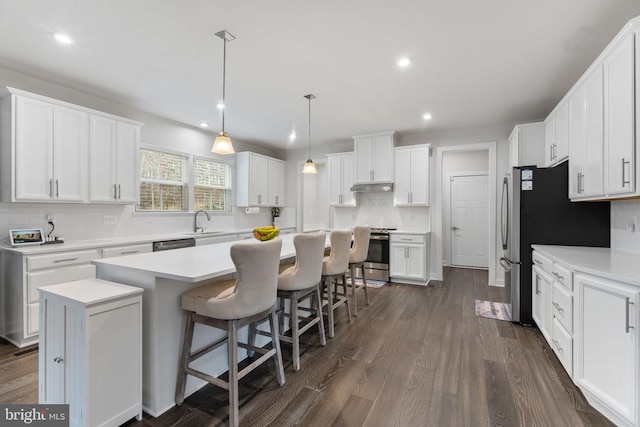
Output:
350,264,358,316
361,265,370,305
175,312,195,405
315,283,326,346
278,297,286,335
247,322,256,358
291,294,300,372
342,274,352,323
227,320,239,427
268,306,286,386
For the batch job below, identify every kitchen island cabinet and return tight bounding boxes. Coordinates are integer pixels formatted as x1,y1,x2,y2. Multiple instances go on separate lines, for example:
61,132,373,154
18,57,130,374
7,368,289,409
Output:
92,233,328,417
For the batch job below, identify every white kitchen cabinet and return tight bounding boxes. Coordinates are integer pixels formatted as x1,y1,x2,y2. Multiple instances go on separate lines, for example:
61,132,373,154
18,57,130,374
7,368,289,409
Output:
389,233,429,284
545,102,569,166
353,131,395,184
394,144,430,206
101,243,152,258
569,66,605,200
39,279,143,427
0,90,88,202
532,265,553,342
236,152,285,207
327,152,356,207
508,122,545,168
89,116,140,203
575,273,639,427
604,31,635,196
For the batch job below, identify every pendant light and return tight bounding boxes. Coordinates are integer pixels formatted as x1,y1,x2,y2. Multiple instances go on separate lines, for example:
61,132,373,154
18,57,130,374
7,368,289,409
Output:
302,94,317,174
211,30,235,155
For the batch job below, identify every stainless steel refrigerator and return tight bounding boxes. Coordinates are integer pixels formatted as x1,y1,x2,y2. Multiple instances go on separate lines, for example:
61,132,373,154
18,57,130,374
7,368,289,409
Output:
500,162,610,325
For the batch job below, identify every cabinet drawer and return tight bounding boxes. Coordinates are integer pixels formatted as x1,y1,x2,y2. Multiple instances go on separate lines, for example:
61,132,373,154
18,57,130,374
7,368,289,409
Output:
390,234,425,244
26,303,39,336
532,251,552,274
552,263,572,291
27,265,96,303
102,243,152,258
552,318,573,377
552,281,573,333
27,249,100,271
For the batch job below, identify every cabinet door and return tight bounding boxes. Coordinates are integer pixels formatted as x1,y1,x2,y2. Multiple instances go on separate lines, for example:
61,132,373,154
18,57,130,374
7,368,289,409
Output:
249,155,269,205
89,115,117,202
15,96,53,200
576,274,638,425
389,243,407,277
268,159,284,206
544,116,556,166
371,135,393,182
604,33,635,195
405,244,426,280
53,106,88,201
532,266,552,341
327,155,343,206
39,297,66,404
354,138,373,183
409,146,429,205
508,127,520,168
115,122,139,203
583,66,604,197
340,153,356,206
568,85,586,199
393,148,411,205
555,102,569,161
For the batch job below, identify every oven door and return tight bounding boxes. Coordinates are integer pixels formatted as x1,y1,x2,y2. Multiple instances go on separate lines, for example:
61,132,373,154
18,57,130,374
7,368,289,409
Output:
357,234,390,281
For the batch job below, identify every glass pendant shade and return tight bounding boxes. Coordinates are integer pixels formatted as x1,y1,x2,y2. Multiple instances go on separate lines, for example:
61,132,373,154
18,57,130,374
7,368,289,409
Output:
302,159,317,174
211,131,235,155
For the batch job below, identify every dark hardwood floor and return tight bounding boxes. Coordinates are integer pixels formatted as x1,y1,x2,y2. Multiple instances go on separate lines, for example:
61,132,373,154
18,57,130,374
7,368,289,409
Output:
0,267,614,426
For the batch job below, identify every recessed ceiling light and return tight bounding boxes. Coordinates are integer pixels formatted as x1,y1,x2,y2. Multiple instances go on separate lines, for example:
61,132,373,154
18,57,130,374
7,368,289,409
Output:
422,113,432,120
216,102,225,109
53,33,74,45
200,122,209,128
289,131,296,142
397,57,411,68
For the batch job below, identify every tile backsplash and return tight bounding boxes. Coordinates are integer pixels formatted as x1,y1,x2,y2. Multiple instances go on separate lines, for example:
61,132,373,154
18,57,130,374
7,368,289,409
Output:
611,199,640,253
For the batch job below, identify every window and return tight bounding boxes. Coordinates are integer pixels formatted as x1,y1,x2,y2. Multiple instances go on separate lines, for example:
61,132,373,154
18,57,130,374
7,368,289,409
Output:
137,147,232,212
194,157,232,211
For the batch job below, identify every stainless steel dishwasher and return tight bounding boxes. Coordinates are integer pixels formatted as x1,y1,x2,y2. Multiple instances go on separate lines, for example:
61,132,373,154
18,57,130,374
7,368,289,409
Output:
152,238,196,251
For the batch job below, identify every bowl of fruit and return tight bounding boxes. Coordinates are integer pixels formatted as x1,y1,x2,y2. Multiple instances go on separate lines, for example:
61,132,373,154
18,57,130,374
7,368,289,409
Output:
253,226,280,241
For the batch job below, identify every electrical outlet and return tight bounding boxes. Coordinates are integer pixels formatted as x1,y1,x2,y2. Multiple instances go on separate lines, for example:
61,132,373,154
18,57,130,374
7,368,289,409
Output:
103,215,117,225
46,213,55,222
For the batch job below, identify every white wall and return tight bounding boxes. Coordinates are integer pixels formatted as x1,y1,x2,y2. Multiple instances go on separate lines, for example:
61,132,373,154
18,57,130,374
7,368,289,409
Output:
0,66,291,246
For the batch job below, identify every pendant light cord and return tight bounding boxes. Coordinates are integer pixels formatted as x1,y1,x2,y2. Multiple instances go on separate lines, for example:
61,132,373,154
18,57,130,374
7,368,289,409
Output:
221,37,227,133
308,96,312,159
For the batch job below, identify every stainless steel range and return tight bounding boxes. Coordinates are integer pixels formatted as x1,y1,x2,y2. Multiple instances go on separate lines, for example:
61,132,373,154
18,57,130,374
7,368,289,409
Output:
357,227,396,282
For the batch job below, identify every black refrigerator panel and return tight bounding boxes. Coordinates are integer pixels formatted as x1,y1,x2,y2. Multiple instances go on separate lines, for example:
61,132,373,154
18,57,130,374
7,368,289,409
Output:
517,162,610,325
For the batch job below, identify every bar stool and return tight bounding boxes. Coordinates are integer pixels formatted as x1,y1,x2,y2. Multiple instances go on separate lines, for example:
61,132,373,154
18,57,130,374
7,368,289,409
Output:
252,231,326,372
348,226,371,316
175,238,285,427
321,229,352,338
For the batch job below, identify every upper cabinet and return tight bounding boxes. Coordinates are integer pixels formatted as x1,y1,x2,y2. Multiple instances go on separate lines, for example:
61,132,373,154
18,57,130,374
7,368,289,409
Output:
353,131,395,184
508,122,545,168
394,144,430,206
327,152,356,207
235,152,285,207
545,102,569,167
89,116,140,203
0,87,142,204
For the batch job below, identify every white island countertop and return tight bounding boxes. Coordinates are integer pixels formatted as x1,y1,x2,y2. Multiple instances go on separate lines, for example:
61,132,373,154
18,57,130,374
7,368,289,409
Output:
532,245,640,287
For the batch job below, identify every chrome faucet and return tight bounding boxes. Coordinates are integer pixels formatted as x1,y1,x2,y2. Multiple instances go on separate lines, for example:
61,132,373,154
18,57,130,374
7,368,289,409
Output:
193,210,211,233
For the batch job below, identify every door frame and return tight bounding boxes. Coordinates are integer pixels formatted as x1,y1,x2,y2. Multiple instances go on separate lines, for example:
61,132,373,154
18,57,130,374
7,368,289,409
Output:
435,142,497,285
446,171,489,269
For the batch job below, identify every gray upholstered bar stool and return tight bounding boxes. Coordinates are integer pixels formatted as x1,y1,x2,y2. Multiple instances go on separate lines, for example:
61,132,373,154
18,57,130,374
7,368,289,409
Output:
266,231,327,371
175,238,285,427
321,229,352,338
348,226,371,316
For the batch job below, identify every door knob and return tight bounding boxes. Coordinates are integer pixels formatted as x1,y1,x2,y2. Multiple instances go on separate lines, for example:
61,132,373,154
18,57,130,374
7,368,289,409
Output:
451,226,460,231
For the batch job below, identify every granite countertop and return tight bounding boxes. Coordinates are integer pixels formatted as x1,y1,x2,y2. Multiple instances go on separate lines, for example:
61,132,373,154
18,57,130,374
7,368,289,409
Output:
532,245,640,287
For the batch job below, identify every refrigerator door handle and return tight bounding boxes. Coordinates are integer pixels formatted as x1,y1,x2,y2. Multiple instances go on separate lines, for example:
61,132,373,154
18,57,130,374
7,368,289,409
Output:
501,176,509,250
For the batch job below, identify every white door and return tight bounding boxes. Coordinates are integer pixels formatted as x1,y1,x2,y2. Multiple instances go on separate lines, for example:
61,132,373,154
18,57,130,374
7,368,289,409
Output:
450,174,489,268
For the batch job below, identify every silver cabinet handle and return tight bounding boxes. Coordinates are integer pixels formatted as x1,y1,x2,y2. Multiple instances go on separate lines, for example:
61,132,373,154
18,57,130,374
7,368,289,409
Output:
577,172,584,194
552,339,563,353
535,276,540,295
552,302,564,313
622,158,630,187
275,196,279,205
49,179,53,198
258,194,262,204
118,184,121,200
113,184,118,200
54,257,79,263
55,179,59,198
626,297,635,333
533,259,542,266
549,145,553,162
552,272,564,281
121,251,139,255
53,357,63,363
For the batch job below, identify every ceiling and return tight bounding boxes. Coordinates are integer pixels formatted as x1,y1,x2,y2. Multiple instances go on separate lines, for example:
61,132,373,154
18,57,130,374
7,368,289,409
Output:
1,1,640,151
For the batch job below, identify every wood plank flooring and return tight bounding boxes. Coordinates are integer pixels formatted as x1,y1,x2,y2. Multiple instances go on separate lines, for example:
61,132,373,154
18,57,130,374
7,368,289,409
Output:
0,267,614,426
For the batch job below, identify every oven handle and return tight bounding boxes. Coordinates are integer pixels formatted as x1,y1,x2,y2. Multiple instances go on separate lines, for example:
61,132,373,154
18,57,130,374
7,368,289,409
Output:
370,235,389,241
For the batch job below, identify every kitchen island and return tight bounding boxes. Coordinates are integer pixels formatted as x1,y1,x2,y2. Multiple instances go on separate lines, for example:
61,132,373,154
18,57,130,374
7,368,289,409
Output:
93,233,326,417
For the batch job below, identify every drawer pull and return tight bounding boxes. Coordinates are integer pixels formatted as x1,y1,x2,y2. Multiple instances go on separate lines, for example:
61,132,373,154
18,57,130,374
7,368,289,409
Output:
552,302,564,313
53,257,79,263
120,251,140,255
626,298,635,333
552,339,563,353
552,272,564,281
533,259,542,266
53,357,64,363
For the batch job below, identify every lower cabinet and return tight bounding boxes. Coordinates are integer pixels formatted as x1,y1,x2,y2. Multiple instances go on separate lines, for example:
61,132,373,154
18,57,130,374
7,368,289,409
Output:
39,279,143,427
532,265,552,342
389,233,429,284
575,273,639,427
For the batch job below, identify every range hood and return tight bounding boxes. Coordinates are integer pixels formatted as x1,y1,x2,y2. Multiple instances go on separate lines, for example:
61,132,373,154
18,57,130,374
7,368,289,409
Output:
350,183,394,192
